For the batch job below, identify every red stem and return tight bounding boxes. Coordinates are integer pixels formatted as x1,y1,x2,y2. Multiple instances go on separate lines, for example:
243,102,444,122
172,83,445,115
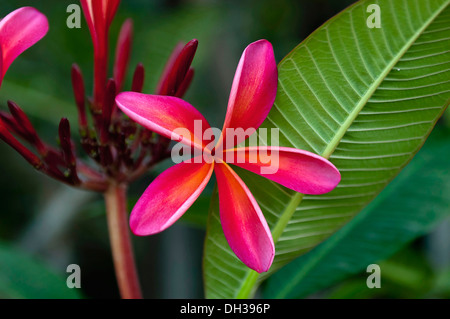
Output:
104,183,142,299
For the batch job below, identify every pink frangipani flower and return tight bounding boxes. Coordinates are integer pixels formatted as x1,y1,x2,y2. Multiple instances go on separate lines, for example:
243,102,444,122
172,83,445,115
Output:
0,7,49,88
115,40,341,273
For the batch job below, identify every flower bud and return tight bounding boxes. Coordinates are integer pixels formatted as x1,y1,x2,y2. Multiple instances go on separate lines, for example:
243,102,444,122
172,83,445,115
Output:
156,39,198,96
71,64,88,132
0,118,42,169
114,19,133,92
131,63,145,93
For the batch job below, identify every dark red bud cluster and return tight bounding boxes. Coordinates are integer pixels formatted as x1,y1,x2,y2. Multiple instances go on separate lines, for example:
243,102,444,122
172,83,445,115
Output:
0,101,83,186
0,30,198,192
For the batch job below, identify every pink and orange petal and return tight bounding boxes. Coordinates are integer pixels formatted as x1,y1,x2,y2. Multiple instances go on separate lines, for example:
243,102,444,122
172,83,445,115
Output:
116,92,211,150
225,146,341,195
215,162,275,273
130,160,214,236
218,39,278,149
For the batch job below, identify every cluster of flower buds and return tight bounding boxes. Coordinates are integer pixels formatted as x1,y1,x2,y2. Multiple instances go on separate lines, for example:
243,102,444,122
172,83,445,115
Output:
0,2,198,193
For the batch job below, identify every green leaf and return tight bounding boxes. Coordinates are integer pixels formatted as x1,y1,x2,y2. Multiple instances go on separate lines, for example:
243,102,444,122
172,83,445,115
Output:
0,243,81,298
203,0,450,298
264,128,450,298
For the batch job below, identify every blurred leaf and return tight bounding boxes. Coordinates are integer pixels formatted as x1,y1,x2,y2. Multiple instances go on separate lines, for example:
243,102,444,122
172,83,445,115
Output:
0,81,77,125
203,0,450,298
430,268,450,297
130,4,223,93
180,196,210,229
326,280,374,299
264,128,450,298
0,243,81,298
326,248,436,299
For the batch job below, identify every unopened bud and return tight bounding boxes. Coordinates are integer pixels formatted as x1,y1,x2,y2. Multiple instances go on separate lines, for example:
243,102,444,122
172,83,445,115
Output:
7,101,46,154
101,79,116,144
0,118,42,169
71,64,88,130
114,19,133,92
131,63,145,93
175,68,194,98
157,39,198,96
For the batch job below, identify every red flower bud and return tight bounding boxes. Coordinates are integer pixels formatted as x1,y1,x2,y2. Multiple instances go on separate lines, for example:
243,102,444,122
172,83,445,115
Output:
0,118,42,169
155,42,183,93
114,19,133,92
175,67,194,98
7,100,46,155
0,111,28,139
59,118,74,165
131,63,145,93
59,118,80,184
156,39,198,96
71,64,88,131
101,79,116,144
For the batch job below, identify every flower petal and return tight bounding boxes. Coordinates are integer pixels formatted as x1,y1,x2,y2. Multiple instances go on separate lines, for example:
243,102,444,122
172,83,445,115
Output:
225,146,341,195
0,7,49,77
116,92,211,150
219,39,277,149
130,160,214,236
214,162,274,273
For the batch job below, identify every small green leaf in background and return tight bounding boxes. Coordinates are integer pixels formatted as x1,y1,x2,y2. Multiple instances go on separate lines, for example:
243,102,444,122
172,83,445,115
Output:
264,127,450,298
0,243,81,298
203,0,450,298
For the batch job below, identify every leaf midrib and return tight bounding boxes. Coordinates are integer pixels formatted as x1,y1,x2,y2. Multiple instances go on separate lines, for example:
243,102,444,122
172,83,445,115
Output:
234,0,450,299
321,0,450,159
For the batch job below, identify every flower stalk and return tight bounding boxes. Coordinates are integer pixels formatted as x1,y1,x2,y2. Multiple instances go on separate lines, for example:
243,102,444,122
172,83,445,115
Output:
104,183,142,299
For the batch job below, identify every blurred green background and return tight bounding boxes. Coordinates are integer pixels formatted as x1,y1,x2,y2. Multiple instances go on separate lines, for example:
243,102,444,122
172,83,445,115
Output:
0,0,448,299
